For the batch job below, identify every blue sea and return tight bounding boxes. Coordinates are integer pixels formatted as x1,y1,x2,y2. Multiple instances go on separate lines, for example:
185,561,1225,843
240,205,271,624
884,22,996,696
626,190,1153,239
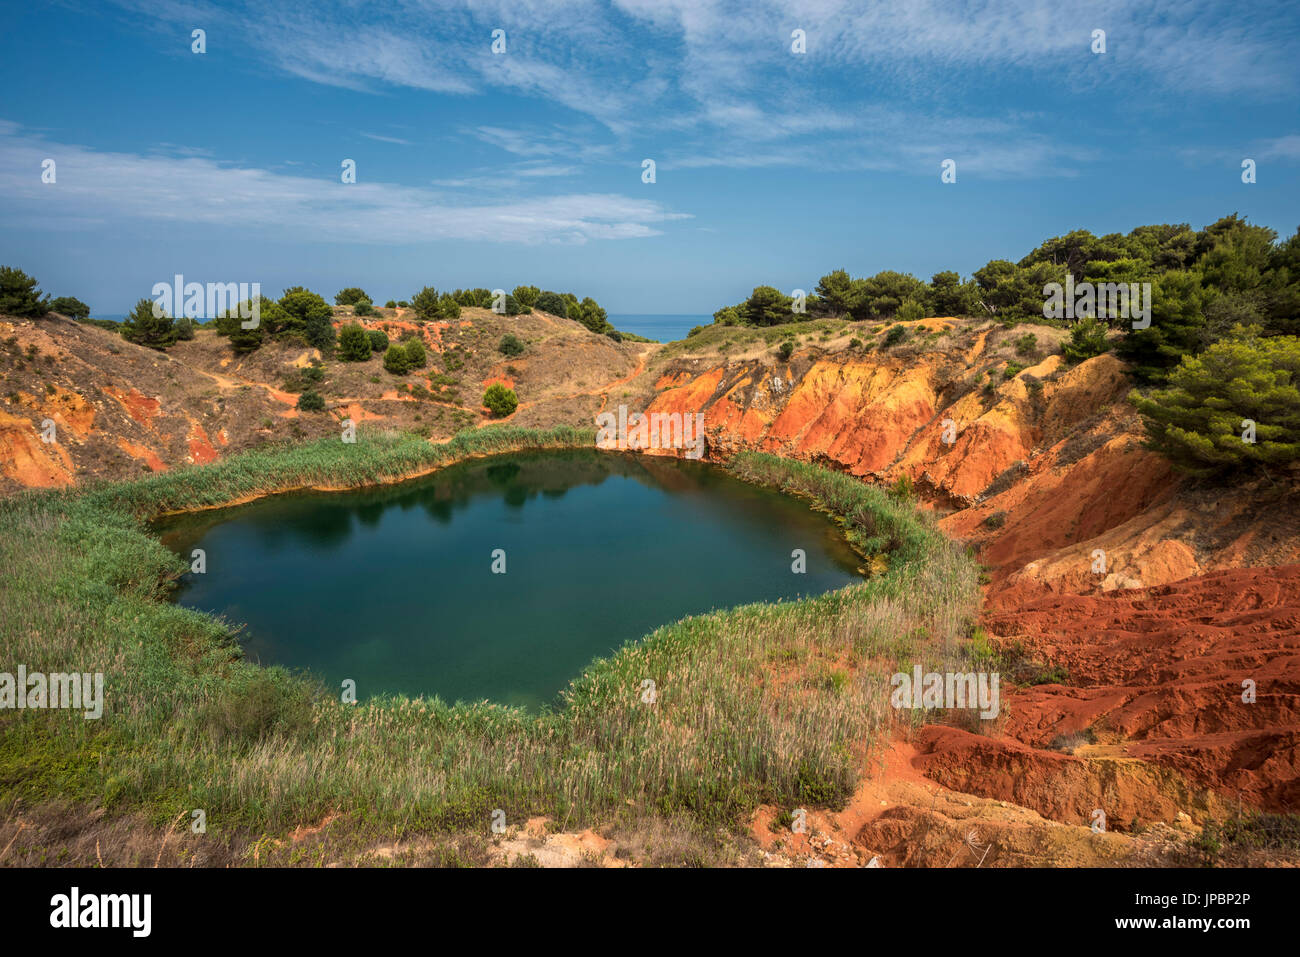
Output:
609,314,711,343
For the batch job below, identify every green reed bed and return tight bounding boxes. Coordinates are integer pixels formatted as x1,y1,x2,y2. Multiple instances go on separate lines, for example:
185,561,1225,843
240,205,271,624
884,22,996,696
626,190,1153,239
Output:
0,432,979,852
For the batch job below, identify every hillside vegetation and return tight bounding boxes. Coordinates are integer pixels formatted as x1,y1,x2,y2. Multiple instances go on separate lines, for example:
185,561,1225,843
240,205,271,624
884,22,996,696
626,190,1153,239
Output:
0,427,977,864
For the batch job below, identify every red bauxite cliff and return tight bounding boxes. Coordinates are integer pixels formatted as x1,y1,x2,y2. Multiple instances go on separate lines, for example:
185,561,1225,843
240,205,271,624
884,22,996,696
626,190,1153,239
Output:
622,317,1300,832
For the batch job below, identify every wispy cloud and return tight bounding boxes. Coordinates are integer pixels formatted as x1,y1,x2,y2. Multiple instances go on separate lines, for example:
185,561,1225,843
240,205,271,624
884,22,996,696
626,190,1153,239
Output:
1260,135,1300,161
102,0,1297,183
360,132,411,145
0,123,689,245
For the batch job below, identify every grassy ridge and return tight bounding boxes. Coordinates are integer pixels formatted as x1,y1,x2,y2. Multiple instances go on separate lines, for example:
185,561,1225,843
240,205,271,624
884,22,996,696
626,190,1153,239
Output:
0,430,979,855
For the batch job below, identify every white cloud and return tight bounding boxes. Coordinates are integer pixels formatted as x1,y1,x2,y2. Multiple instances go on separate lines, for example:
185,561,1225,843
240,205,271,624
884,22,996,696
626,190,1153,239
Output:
94,0,1300,181
1260,135,1300,161
360,133,412,145
0,125,689,245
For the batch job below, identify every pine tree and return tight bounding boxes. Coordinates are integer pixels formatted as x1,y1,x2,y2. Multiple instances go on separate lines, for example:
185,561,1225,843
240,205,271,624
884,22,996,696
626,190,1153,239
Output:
120,297,177,349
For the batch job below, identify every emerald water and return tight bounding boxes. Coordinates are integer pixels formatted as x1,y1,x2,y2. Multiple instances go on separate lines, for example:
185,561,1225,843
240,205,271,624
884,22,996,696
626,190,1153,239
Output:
159,449,862,710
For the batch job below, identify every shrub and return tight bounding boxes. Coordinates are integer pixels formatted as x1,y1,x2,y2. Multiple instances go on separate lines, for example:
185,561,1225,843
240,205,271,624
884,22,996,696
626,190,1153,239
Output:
120,297,177,349
215,298,268,353
438,293,462,319
404,337,427,368
535,291,568,316
880,324,907,349
896,299,926,321
354,300,374,317
512,285,540,308
1014,332,1038,357
383,344,411,375
410,286,442,321
0,266,50,317
337,322,371,361
713,305,742,326
384,300,397,309
296,389,325,411
367,329,389,353
498,333,525,357
887,474,914,501
1062,318,1110,365
334,287,371,306
849,337,863,349
1131,329,1300,475
482,383,518,417
278,289,335,350
48,295,89,320
740,286,794,326
1116,270,1206,383
174,316,196,341
777,340,794,361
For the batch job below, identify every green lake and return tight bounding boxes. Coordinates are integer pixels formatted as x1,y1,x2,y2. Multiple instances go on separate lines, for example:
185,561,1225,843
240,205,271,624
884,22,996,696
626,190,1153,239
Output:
160,449,862,710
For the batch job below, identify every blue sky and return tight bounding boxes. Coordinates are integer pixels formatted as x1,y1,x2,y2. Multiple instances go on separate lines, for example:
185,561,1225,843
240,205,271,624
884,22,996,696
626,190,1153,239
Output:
1,0,1298,315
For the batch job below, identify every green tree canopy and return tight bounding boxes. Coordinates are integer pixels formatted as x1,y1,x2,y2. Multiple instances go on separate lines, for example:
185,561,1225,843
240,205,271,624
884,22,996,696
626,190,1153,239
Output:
482,383,518,417
535,291,568,316
814,269,857,316
1131,329,1300,475
1116,270,1206,382
742,286,794,326
0,266,49,318
120,297,177,350
337,322,371,361
278,288,334,349
215,298,270,353
512,285,540,308
383,344,410,375
334,287,371,306
48,296,90,320
928,271,978,317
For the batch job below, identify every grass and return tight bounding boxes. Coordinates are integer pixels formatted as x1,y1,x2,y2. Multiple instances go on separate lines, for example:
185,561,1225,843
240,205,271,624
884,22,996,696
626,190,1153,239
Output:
0,429,979,861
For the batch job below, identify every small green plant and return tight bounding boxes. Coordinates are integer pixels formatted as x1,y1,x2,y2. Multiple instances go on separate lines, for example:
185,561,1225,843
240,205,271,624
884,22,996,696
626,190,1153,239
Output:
896,299,925,322
498,333,525,357
0,266,50,317
337,322,371,361
887,473,914,501
383,344,411,375
367,329,388,353
1014,332,1038,357
482,383,518,417
297,389,325,411
1062,318,1110,365
404,337,427,369
334,287,371,306
880,324,906,349
777,340,794,361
